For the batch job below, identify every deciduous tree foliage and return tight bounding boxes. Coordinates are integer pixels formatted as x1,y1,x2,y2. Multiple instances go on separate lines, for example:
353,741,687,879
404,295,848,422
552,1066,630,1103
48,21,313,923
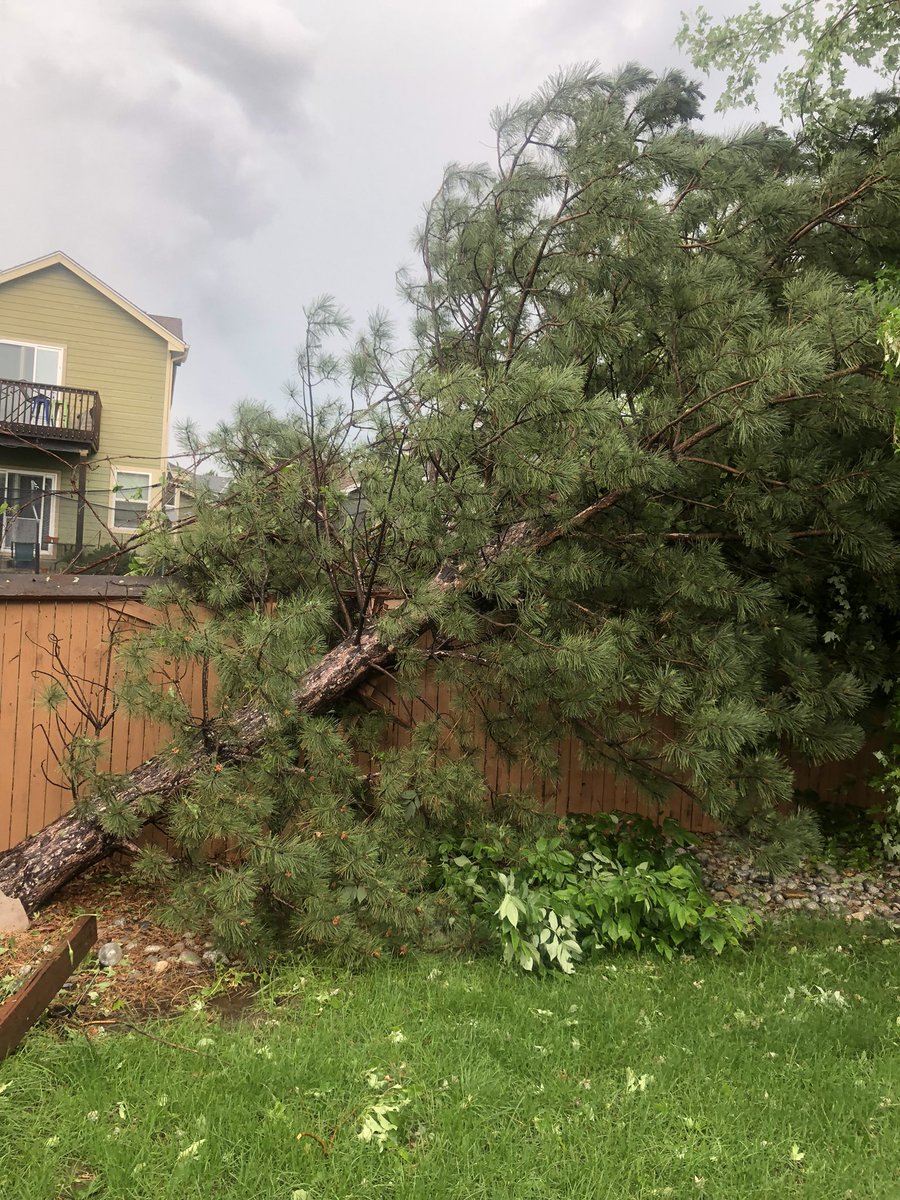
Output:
3,66,899,955
679,1,900,128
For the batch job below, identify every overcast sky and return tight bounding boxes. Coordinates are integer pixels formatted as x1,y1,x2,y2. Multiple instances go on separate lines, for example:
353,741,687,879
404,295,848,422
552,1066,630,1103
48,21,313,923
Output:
1,0,794,447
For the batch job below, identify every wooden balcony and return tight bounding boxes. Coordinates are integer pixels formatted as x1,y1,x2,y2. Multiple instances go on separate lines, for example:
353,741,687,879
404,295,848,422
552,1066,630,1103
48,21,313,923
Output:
0,379,101,454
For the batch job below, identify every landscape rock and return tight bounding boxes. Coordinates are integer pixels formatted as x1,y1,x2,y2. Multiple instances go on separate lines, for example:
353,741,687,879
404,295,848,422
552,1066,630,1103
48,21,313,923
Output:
97,942,124,967
696,833,900,926
178,949,202,967
153,959,170,974
0,889,30,934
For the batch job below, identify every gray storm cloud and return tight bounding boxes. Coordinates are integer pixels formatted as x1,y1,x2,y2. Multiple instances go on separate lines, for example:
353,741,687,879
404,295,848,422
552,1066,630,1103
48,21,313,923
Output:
0,0,806,436
1,0,318,244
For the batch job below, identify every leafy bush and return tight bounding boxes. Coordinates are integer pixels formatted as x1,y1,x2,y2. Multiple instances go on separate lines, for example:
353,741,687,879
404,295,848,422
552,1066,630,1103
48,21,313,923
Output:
804,794,898,869
436,813,758,973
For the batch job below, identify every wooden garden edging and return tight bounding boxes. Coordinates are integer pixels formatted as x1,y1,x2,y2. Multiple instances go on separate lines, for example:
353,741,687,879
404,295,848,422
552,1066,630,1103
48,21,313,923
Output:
0,915,97,1060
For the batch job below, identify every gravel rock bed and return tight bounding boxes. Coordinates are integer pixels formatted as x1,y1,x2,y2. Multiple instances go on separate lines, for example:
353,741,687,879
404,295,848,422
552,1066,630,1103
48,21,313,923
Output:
695,833,900,925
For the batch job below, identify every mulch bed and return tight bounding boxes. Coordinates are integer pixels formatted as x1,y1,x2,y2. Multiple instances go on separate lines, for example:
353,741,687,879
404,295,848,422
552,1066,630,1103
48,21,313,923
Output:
1,867,221,1028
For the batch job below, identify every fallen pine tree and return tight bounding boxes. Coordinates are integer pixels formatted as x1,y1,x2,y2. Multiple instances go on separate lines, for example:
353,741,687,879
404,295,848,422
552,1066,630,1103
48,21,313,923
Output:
2,67,898,953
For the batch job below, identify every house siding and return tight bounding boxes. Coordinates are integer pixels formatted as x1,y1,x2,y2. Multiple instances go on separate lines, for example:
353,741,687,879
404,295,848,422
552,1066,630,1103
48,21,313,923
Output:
0,263,172,555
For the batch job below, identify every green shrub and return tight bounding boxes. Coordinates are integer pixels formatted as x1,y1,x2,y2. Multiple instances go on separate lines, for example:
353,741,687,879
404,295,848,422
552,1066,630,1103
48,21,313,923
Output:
803,786,900,869
874,754,900,862
436,813,758,973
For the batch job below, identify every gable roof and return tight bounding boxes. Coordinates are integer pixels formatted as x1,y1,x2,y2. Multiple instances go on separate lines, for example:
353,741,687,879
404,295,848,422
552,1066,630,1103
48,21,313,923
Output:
0,251,188,360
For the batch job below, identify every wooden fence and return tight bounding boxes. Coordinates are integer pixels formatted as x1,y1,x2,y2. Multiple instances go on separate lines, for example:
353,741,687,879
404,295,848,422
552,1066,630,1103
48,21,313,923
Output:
0,577,205,853
358,672,884,835
0,580,886,854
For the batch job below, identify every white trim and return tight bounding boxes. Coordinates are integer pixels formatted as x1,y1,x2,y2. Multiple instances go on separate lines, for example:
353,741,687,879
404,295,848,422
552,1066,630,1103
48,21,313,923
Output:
0,465,60,557
0,252,188,357
110,465,155,532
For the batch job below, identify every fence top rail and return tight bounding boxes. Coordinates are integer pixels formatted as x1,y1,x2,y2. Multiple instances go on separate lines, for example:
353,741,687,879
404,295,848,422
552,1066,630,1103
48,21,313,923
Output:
0,574,167,600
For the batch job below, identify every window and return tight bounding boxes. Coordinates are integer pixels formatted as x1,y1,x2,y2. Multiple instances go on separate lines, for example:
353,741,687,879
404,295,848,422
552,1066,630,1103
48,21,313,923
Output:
112,469,152,529
0,340,63,385
0,470,57,554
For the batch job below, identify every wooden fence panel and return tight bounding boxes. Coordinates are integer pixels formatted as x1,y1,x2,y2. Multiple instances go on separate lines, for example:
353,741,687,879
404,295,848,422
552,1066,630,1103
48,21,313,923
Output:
0,592,190,854
0,590,887,854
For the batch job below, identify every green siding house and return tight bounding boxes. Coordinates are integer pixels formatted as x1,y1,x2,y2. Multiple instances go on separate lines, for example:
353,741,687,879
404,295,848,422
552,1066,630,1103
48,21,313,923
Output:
0,252,188,567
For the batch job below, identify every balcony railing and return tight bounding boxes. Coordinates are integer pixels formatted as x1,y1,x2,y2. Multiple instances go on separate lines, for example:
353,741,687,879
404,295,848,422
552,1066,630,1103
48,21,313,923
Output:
0,378,101,453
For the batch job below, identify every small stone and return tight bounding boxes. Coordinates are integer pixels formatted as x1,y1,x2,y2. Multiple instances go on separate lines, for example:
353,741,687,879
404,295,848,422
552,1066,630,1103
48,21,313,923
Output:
144,944,164,955
178,950,202,967
153,959,170,974
125,941,139,950
111,917,127,929
138,920,152,931
202,949,228,966
97,942,124,967
783,889,808,899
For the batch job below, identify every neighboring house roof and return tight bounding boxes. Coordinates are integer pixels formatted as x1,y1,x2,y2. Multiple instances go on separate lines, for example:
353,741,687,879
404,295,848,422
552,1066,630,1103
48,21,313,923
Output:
147,314,184,342
0,251,189,362
166,464,230,498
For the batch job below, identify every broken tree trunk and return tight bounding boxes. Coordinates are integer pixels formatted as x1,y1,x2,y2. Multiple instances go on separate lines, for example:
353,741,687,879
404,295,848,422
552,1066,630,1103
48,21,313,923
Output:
0,500,629,914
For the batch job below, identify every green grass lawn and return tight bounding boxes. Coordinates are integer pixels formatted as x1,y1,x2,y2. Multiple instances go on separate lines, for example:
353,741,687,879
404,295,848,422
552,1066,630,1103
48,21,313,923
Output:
0,917,897,1200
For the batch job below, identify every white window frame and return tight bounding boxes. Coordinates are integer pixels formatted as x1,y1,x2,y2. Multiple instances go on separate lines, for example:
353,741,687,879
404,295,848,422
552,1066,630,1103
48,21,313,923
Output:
0,338,65,385
110,467,155,532
0,467,60,557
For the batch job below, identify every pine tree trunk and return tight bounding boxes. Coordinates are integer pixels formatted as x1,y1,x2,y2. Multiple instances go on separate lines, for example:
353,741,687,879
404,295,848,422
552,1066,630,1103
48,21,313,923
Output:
0,623,396,914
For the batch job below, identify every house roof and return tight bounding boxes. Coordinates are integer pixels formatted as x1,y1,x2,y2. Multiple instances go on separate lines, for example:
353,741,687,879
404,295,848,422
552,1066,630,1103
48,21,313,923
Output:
166,464,230,498
147,314,184,342
0,251,188,361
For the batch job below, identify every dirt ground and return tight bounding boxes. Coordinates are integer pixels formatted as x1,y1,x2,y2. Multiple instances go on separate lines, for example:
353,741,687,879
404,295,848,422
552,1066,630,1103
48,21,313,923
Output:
0,866,234,1027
